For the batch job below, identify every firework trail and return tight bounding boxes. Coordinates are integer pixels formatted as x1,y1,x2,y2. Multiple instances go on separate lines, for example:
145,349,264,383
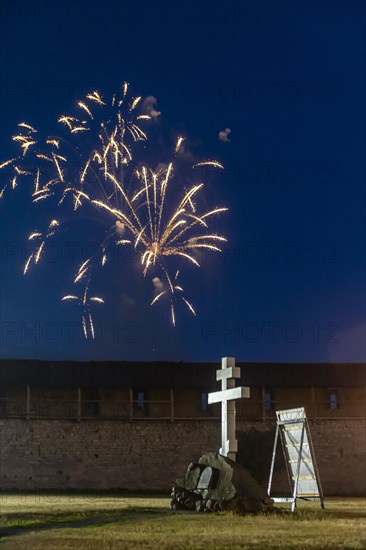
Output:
24,219,60,275
1,83,227,335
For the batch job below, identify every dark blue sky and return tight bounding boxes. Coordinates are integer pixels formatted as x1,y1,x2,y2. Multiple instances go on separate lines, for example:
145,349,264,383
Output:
0,0,365,362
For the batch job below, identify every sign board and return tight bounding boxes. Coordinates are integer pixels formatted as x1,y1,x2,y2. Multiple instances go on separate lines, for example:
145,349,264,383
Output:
267,407,324,511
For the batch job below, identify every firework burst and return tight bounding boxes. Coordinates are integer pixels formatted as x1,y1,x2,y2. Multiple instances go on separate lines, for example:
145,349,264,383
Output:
1,83,228,335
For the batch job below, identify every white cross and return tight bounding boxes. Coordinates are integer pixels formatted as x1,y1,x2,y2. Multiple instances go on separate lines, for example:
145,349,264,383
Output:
208,357,250,461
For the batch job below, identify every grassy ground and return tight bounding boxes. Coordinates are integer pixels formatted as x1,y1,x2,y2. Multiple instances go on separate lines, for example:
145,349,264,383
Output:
0,494,365,549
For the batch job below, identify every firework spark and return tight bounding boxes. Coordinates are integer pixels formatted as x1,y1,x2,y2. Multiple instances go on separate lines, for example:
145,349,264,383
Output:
1,83,227,337
24,220,59,274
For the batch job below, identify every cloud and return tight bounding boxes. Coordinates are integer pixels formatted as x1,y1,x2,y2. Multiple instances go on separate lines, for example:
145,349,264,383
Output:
152,277,163,291
218,128,231,142
142,96,161,118
327,323,366,362
115,221,125,234
120,293,136,308
155,162,168,173
174,138,196,163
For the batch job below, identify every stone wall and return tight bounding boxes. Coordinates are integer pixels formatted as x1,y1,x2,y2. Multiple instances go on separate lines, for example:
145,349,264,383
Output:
0,418,365,495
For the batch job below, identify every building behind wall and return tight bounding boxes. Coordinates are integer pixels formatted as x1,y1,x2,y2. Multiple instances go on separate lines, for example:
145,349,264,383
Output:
0,360,365,495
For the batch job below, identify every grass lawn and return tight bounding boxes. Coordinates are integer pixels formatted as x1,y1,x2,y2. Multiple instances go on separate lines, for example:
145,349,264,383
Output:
0,494,365,549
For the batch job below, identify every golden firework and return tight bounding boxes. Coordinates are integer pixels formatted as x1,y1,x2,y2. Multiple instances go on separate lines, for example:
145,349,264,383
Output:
1,83,227,335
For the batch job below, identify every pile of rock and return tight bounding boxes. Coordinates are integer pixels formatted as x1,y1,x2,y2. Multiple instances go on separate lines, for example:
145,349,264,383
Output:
171,452,275,514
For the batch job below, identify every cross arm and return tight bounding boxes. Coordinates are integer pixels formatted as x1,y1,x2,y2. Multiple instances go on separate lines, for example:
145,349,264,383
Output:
208,386,250,404
216,366,241,381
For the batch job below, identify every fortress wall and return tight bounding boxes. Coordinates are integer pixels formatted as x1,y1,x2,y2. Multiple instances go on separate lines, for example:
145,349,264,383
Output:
0,418,364,495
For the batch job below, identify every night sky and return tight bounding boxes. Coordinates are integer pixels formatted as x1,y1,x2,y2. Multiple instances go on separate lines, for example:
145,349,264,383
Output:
0,0,365,363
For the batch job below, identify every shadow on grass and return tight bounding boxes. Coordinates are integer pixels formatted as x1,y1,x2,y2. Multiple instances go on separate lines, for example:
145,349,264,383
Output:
287,508,365,521
0,506,170,539
1,504,365,542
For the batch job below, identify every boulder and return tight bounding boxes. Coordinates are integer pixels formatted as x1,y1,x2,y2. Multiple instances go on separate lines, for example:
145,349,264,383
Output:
171,452,275,514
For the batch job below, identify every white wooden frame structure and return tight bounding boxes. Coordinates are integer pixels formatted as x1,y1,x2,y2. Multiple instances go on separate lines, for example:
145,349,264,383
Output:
267,407,325,512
